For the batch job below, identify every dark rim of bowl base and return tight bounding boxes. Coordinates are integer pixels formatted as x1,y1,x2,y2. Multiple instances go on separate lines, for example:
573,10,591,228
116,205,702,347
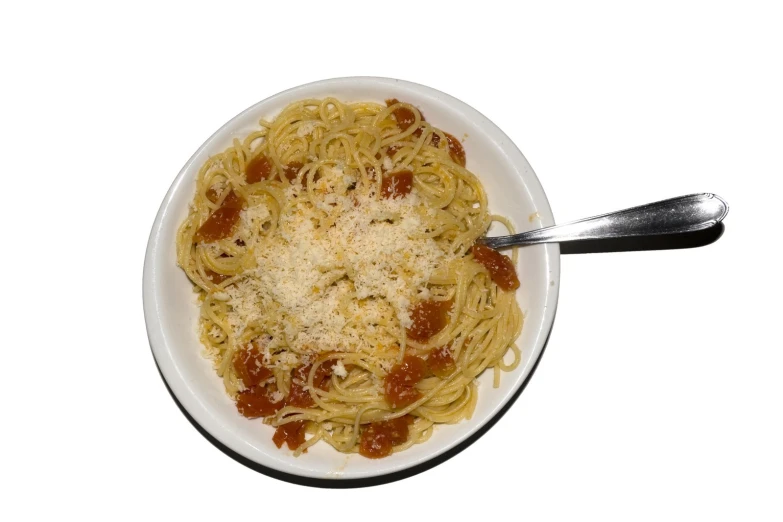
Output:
151,310,555,489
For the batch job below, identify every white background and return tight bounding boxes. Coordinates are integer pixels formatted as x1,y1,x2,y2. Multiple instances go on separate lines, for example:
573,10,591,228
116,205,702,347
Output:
1,1,781,520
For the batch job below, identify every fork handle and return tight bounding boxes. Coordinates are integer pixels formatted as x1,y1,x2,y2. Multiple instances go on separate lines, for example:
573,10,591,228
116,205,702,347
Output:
480,193,729,250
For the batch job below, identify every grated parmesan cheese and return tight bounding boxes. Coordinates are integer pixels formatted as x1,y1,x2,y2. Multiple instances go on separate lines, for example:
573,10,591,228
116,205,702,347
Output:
224,186,453,359
332,360,348,378
240,204,270,232
208,325,222,338
296,121,316,137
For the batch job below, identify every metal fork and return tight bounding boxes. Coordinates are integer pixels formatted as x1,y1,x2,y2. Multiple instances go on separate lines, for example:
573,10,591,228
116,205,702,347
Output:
478,193,729,250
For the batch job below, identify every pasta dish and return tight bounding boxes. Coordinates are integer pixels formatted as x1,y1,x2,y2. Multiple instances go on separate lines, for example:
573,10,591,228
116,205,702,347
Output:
176,97,523,458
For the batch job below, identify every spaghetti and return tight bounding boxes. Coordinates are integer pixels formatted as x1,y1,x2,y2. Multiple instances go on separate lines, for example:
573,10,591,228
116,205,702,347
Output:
176,98,523,458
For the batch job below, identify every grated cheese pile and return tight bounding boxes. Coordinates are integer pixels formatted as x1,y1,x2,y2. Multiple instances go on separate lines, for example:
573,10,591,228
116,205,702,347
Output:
223,170,452,363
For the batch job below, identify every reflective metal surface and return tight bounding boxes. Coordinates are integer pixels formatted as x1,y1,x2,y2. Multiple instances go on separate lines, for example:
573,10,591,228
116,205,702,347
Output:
479,193,729,250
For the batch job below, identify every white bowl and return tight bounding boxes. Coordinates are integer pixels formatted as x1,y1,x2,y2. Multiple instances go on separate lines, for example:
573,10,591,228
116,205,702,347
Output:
143,77,560,481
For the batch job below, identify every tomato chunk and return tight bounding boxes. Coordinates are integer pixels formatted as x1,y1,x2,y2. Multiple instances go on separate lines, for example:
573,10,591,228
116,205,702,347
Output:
204,269,231,284
381,170,413,199
286,381,314,408
285,363,332,408
246,154,273,183
407,299,453,342
283,161,305,185
235,385,283,418
383,355,427,409
445,133,466,167
205,187,220,203
428,345,456,378
193,190,245,243
293,363,333,392
386,98,417,131
472,244,520,291
272,421,307,450
396,355,428,382
359,416,413,458
233,346,272,388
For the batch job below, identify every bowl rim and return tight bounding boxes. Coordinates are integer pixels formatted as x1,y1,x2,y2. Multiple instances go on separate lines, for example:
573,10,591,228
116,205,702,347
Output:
143,76,560,480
